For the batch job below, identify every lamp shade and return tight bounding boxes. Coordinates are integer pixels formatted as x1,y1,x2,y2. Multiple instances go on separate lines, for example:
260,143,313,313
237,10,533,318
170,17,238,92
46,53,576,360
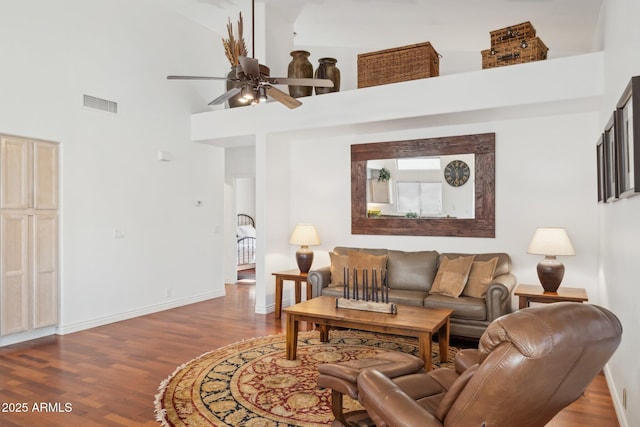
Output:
289,224,320,246
527,227,575,256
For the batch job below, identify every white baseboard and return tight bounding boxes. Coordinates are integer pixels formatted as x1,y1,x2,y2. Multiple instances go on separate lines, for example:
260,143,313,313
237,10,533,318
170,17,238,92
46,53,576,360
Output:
56,290,225,335
604,364,628,427
0,326,57,347
255,300,276,315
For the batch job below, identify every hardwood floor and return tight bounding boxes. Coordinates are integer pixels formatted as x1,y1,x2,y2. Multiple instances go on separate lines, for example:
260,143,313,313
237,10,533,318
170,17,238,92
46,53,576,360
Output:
0,284,619,426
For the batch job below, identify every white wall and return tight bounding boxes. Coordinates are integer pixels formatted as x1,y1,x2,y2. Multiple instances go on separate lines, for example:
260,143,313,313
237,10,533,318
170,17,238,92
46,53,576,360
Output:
0,0,226,344
597,0,640,426
288,112,599,300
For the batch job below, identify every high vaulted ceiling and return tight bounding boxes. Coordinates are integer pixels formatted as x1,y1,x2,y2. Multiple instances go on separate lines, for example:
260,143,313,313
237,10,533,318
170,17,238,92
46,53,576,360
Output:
158,0,604,57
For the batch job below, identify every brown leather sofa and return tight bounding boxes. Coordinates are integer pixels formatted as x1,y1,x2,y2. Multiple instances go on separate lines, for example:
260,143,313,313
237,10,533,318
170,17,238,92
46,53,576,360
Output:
355,302,622,427
308,247,516,338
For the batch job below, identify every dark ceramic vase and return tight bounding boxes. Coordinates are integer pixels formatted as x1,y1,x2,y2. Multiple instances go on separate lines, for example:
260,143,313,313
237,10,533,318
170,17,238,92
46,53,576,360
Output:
287,50,313,98
314,57,340,95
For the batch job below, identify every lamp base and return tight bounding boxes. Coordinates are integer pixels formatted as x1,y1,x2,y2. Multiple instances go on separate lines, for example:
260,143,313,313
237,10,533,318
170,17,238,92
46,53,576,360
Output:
296,245,314,273
537,256,565,293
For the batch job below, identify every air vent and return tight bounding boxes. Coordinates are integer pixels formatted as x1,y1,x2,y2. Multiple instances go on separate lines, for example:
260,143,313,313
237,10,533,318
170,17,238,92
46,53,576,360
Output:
83,94,118,114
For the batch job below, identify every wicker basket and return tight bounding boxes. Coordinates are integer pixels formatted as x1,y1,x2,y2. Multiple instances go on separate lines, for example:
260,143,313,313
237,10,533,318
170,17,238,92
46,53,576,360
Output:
481,37,548,69
357,42,440,88
490,21,537,46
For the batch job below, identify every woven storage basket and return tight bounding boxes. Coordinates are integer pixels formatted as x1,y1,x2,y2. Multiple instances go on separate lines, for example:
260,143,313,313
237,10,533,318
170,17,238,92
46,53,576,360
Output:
490,21,536,46
357,42,439,88
481,37,548,69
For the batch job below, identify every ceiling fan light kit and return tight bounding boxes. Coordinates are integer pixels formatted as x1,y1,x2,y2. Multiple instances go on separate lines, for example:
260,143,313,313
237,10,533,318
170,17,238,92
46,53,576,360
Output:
168,55,333,109
167,0,333,109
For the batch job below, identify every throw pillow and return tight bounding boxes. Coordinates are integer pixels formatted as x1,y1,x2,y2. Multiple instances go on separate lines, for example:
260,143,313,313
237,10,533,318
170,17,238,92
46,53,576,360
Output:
329,251,388,287
463,257,499,298
348,251,389,284
329,252,351,286
430,255,475,297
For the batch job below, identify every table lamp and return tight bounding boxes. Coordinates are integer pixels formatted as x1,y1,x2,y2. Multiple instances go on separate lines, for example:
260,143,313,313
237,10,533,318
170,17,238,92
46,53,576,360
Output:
527,227,575,292
289,224,320,273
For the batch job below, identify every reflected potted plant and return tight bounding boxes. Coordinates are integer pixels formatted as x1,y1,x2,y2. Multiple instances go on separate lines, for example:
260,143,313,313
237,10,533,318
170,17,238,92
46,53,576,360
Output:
378,167,391,182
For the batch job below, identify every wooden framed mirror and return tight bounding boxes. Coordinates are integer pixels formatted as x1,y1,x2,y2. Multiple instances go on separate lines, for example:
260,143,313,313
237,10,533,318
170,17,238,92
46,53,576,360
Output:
351,133,495,237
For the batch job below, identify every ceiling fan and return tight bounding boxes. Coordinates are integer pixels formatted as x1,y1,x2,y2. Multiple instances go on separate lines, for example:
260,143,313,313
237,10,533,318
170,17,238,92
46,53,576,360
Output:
167,55,334,109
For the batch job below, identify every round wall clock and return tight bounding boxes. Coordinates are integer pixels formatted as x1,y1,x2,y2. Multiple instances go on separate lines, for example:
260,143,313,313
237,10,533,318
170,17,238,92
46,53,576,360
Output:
444,160,470,187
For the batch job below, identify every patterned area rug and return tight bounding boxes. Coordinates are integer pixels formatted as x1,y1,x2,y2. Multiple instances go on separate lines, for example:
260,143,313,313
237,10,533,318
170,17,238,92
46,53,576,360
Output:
155,330,458,427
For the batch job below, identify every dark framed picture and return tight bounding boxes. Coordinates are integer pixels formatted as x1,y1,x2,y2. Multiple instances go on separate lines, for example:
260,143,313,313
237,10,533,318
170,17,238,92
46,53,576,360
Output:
616,75,640,198
596,134,606,203
604,112,619,202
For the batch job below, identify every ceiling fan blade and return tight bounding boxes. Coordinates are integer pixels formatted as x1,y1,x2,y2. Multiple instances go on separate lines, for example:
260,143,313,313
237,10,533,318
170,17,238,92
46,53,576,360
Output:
265,86,302,109
238,56,261,78
208,87,242,105
167,75,231,81
266,77,334,87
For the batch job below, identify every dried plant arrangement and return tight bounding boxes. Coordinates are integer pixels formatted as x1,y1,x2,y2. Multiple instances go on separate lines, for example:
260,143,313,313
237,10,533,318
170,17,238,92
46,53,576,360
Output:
222,12,248,66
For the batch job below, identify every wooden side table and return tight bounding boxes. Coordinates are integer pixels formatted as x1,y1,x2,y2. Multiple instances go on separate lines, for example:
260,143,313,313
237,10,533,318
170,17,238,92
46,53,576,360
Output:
272,269,312,319
514,284,588,309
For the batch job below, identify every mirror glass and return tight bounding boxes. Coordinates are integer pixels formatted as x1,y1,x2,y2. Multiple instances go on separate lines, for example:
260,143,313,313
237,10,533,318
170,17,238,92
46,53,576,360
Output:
351,133,495,237
366,153,475,219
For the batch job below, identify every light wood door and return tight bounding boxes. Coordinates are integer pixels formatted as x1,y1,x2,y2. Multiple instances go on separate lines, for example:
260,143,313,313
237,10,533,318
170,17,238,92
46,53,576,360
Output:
0,135,59,337
32,213,58,329
0,135,32,209
0,213,30,335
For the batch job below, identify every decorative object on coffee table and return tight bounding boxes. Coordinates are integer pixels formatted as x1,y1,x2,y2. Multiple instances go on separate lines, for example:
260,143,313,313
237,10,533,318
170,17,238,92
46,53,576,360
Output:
337,267,396,313
289,223,320,273
314,57,340,95
288,50,314,97
527,227,575,292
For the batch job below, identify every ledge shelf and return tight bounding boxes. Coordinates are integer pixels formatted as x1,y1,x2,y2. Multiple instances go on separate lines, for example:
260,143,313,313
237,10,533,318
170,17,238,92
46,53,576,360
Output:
191,52,604,146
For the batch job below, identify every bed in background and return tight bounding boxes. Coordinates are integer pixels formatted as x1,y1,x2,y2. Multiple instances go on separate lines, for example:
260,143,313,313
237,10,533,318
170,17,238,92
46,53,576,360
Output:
237,214,256,271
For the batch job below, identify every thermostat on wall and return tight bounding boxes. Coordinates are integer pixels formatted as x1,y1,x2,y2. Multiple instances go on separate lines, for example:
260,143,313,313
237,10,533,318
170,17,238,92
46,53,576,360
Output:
157,151,172,161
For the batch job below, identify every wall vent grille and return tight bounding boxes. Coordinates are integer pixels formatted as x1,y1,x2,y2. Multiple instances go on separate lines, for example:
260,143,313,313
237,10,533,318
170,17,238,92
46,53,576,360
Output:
83,94,118,114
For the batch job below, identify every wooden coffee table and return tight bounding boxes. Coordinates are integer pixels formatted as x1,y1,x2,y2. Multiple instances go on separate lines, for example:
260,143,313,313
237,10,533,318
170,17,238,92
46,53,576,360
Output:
283,296,453,371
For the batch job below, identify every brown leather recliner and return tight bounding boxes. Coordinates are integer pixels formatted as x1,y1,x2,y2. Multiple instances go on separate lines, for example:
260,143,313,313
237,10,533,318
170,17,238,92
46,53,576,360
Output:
357,302,622,427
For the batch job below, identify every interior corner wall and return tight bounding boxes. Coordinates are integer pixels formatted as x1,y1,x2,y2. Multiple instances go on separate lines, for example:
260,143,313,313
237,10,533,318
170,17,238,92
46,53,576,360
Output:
0,0,226,344
597,0,640,426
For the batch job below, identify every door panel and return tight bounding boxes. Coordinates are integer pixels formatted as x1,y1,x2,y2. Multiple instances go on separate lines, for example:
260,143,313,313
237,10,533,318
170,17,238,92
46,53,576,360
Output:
1,214,30,335
0,136,31,209
33,142,59,210
32,214,58,328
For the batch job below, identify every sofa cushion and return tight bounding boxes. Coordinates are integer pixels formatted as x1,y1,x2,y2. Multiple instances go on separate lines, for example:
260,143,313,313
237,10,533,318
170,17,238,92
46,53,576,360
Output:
430,255,475,297
387,250,439,292
424,294,487,321
463,257,498,298
442,253,511,277
329,251,388,287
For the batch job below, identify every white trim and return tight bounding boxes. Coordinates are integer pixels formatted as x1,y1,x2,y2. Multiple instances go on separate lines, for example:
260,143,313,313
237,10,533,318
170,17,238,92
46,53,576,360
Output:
0,326,57,347
604,364,628,427
56,290,225,335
